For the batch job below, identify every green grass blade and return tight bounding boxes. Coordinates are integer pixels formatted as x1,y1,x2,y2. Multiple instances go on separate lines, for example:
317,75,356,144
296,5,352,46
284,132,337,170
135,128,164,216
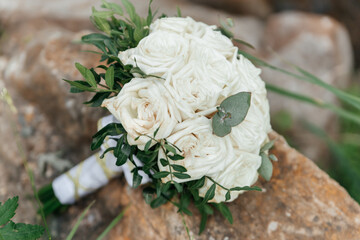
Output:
239,50,360,111
96,205,129,240
66,201,95,240
266,83,360,125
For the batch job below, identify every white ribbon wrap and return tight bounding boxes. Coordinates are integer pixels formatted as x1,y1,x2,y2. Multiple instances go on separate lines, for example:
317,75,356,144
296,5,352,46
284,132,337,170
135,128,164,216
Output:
52,115,151,205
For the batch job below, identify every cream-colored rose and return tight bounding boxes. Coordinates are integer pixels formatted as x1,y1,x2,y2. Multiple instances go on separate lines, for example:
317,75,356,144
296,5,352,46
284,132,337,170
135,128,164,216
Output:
119,30,190,78
158,117,234,183
150,16,210,38
198,150,261,203
102,77,181,150
164,42,234,119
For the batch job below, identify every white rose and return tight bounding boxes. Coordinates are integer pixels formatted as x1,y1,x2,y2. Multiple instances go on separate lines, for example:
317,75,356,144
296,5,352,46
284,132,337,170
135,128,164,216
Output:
102,77,181,150
198,151,261,203
164,42,234,119
150,16,210,38
158,117,234,183
119,30,190,78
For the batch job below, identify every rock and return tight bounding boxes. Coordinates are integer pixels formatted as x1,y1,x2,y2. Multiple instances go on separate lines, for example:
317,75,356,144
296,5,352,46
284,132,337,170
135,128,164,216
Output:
259,12,353,161
59,132,359,240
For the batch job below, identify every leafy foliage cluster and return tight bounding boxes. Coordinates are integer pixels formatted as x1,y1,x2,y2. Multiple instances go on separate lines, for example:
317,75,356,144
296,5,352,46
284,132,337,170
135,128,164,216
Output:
0,197,44,240
64,0,273,235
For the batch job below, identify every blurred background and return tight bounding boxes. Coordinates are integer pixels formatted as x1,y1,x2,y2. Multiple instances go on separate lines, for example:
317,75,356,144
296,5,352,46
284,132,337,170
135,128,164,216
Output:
0,0,359,238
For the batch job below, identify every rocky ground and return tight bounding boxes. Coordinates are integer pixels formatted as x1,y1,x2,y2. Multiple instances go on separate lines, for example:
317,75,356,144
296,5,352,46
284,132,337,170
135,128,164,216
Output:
0,0,359,239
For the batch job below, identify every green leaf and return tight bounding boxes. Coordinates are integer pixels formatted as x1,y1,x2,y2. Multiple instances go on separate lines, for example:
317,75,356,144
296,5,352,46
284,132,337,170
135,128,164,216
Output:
188,176,205,189
225,191,231,201
105,66,114,90
84,92,111,107
132,170,142,188
164,144,177,154
176,6,182,17
168,154,184,161
260,140,275,153
269,154,278,161
171,164,187,173
144,140,152,152
173,182,183,193
221,92,251,127
115,152,127,166
75,63,97,88
213,203,233,224
100,147,115,159
121,0,136,21
0,196,18,226
258,153,273,181
230,186,262,191
199,212,207,234
142,187,155,204
101,0,124,16
82,33,110,42
91,123,125,150
212,113,231,137
153,127,160,137
64,80,95,92
66,201,95,240
159,158,168,167
152,171,170,179
173,172,191,179
201,184,216,204
92,10,114,18
0,222,44,240
96,206,128,240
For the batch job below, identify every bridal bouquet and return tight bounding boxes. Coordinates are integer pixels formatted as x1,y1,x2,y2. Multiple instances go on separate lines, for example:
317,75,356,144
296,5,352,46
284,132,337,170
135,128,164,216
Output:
39,0,276,233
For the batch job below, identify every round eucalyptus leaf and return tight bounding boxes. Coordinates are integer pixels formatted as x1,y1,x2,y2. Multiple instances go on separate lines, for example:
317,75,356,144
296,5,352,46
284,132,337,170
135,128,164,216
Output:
221,92,251,127
258,153,273,181
212,114,231,137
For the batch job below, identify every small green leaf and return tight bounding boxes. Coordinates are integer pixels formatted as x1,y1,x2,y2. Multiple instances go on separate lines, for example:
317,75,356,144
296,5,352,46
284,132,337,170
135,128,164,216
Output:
153,127,160,137
269,154,278,161
132,170,142,188
115,152,127,166
0,197,18,226
213,203,233,224
173,172,191,179
164,144,177,154
105,66,114,89
173,182,183,193
225,191,231,201
176,6,182,17
64,80,95,92
0,222,44,240
152,171,170,179
159,158,168,167
75,63,97,88
188,176,205,189
221,92,251,127
101,0,124,16
258,153,273,181
230,186,262,191
199,212,208,234
168,154,184,161
144,140,152,152
171,164,187,173
260,140,275,153
201,184,216,204
100,147,115,159
212,114,231,137
84,92,111,107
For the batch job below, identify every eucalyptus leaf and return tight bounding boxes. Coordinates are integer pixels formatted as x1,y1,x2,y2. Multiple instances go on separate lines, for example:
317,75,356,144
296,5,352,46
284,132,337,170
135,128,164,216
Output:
171,164,187,173
173,172,191,179
221,92,251,127
212,113,231,137
152,171,170,179
258,153,273,181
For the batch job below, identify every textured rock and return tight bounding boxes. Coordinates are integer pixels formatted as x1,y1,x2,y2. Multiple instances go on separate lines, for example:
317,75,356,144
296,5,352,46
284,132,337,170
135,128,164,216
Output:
260,12,353,161
96,132,360,240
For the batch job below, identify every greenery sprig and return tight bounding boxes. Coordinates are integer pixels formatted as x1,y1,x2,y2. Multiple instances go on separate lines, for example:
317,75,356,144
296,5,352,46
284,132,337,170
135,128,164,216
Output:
0,197,44,240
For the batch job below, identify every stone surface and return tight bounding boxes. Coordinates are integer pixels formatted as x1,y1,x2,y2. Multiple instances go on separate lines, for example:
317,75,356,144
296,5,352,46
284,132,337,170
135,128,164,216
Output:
259,12,353,161
64,132,360,240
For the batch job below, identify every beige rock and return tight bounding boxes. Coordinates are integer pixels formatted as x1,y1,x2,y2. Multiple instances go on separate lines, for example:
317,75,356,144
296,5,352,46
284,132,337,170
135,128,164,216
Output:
93,132,360,239
260,12,353,161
